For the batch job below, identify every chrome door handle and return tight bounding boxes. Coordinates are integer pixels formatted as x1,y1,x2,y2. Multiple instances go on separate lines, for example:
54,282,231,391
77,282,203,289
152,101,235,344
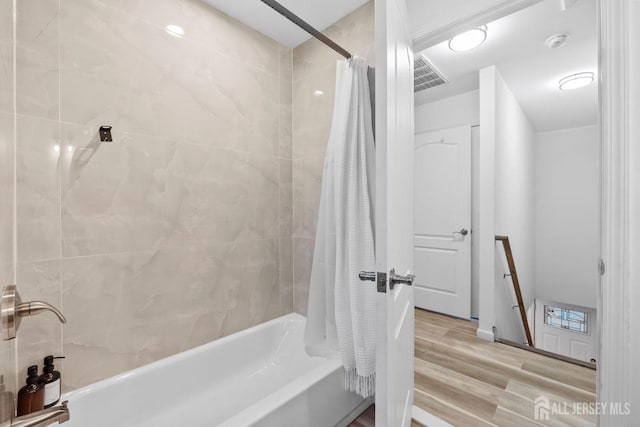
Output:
453,228,469,236
359,271,376,282
389,269,415,290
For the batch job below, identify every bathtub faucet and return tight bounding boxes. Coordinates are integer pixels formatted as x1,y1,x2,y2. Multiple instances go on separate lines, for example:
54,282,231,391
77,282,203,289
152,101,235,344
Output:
11,401,70,427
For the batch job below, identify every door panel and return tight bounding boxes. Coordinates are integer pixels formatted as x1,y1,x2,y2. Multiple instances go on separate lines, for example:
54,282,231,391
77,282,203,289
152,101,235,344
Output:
534,299,597,362
374,0,414,425
414,126,471,319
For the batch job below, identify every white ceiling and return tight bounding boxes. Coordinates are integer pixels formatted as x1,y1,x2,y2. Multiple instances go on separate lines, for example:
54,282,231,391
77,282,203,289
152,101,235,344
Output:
202,0,369,48
415,0,598,132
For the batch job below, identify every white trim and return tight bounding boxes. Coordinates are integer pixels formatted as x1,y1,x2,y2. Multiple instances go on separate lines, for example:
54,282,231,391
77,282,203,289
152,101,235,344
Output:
597,0,634,424
412,0,543,52
476,327,495,342
412,406,453,427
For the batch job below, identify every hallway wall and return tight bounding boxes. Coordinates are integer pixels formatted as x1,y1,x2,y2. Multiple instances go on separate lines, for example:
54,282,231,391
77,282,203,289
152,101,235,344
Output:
534,125,599,309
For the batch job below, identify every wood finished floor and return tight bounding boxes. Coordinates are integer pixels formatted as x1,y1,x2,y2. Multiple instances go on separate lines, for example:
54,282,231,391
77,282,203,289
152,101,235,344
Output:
350,309,596,426
413,308,597,426
349,405,424,427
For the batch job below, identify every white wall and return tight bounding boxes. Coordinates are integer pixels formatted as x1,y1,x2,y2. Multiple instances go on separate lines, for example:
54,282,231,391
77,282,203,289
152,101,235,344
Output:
415,90,479,133
534,125,599,309
415,90,480,318
478,67,536,342
477,67,497,341
494,70,536,312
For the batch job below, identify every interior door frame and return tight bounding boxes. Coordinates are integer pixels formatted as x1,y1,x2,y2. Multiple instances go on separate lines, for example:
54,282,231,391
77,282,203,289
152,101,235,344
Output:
598,0,636,424
409,0,638,423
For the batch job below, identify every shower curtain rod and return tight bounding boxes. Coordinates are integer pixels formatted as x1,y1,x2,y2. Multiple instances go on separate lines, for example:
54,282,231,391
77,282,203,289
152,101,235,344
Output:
260,0,353,59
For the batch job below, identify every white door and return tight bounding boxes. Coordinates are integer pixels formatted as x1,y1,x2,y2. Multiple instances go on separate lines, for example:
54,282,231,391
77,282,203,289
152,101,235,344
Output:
374,0,415,425
413,126,471,319
534,300,597,363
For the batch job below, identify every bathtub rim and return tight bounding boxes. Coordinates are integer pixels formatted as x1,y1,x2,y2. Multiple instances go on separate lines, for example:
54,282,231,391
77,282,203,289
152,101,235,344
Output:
62,312,307,402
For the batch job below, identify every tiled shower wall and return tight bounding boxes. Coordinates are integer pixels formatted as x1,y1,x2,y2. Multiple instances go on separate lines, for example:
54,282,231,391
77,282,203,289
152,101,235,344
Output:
7,0,293,392
0,0,16,420
292,2,374,314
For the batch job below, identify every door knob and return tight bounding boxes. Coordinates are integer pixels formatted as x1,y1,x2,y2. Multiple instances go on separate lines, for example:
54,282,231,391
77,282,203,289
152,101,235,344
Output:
1,285,66,341
389,269,415,290
453,228,469,236
358,271,376,282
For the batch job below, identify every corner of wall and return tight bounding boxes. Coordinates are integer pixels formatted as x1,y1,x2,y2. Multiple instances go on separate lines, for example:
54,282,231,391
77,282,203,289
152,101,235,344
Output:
477,66,497,335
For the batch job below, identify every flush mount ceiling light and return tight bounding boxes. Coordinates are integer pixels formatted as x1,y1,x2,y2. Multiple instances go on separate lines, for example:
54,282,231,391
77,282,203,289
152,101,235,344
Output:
559,72,594,90
165,24,185,38
546,34,569,49
448,25,487,52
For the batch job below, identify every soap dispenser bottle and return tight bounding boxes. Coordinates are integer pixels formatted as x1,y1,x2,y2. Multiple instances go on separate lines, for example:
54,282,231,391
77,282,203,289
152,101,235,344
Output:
0,375,15,423
39,356,64,408
17,365,44,416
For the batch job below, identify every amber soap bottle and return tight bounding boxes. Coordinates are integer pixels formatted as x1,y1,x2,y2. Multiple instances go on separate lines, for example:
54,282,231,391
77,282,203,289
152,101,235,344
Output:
39,356,64,408
17,365,44,416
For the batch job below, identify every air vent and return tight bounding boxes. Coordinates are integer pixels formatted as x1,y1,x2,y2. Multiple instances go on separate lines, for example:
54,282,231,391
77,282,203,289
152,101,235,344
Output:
414,55,447,93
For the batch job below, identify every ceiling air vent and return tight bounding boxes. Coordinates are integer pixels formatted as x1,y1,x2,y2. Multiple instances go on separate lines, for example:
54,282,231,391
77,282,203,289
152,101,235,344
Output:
414,55,447,93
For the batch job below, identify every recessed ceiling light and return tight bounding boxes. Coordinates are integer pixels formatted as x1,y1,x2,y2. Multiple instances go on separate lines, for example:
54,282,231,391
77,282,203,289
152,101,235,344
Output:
313,90,324,97
559,72,594,90
448,25,487,52
165,24,185,38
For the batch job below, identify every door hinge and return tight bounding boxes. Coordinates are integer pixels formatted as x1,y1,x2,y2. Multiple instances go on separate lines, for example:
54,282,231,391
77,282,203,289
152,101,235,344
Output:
599,258,606,276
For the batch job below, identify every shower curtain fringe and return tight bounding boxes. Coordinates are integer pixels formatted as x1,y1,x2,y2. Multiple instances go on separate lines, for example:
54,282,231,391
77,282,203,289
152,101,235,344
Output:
344,369,375,398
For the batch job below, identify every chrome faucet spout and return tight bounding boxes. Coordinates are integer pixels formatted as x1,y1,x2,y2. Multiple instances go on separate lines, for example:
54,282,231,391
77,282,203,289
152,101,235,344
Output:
11,401,70,427
15,301,66,324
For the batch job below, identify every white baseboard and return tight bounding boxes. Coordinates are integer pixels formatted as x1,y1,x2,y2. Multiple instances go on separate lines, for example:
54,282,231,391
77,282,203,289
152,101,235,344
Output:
476,327,495,342
412,405,453,427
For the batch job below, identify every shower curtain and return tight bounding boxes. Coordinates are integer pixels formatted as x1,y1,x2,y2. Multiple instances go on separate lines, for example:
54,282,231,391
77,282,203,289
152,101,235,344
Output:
304,57,377,398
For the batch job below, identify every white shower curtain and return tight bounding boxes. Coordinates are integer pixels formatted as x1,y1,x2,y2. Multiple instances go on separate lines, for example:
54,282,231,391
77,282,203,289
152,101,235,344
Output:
304,57,377,398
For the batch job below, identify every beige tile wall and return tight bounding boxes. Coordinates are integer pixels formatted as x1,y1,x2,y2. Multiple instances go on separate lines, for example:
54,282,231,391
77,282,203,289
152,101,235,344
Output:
0,0,16,420
291,2,375,314
11,0,293,392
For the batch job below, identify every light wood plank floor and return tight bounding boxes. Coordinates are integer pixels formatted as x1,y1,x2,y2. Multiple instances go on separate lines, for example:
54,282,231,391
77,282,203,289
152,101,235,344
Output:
414,308,597,426
349,405,424,427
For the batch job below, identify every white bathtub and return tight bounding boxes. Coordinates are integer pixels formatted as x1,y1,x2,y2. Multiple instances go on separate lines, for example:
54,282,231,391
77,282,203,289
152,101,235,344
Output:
60,313,370,427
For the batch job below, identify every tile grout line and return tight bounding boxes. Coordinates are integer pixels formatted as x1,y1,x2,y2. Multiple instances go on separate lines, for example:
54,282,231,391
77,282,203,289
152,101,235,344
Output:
58,0,64,362
290,47,297,313
277,45,282,315
11,0,18,390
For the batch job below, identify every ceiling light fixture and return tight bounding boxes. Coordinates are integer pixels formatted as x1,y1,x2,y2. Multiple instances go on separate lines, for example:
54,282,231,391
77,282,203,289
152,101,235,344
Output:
546,34,569,49
448,25,487,52
165,24,185,38
559,72,594,90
